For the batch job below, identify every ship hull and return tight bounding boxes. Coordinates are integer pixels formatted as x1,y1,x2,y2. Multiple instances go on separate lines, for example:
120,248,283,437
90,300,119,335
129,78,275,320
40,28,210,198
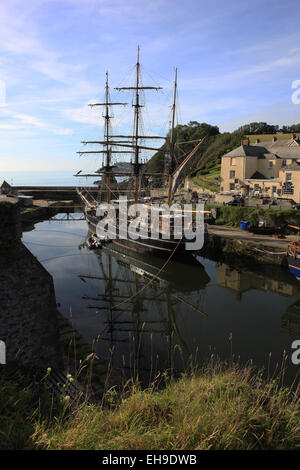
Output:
86,211,208,257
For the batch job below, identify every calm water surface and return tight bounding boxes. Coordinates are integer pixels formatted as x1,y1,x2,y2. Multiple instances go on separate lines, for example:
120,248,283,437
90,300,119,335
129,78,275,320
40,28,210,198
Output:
22,214,300,385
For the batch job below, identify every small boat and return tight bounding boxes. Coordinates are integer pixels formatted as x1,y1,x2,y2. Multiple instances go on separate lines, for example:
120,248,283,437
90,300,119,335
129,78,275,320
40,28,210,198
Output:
249,220,280,235
86,234,102,250
286,225,300,279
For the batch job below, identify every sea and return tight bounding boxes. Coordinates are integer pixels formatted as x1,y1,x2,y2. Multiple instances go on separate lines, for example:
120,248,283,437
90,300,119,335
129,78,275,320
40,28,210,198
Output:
0,170,82,187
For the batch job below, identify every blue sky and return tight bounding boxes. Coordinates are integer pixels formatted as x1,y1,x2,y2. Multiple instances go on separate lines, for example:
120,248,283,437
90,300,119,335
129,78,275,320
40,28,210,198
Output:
1,0,300,171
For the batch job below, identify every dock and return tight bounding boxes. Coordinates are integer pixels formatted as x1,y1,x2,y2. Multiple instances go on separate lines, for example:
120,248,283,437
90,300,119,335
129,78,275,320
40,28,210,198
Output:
10,185,97,202
0,194,78,228
206,224,294,266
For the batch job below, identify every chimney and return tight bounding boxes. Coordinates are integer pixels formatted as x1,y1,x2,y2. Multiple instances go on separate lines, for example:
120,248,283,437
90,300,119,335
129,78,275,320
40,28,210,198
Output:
255,138,260,144
242,138,250,146
272,136,277,142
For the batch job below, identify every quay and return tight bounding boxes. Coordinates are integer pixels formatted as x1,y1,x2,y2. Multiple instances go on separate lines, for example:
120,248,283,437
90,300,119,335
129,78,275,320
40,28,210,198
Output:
0,194,77,228
10,185,97,202
205,223,296,266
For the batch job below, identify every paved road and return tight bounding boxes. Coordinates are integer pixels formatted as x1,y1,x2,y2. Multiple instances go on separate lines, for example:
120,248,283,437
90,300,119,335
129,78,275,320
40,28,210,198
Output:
208,224,298,250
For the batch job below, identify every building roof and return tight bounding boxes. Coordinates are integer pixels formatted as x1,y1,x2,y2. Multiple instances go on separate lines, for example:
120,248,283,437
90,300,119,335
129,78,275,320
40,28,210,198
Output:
281,162,300,171
223,138,300,160
249,171,266,179
1,180,11,188
223,144,267,158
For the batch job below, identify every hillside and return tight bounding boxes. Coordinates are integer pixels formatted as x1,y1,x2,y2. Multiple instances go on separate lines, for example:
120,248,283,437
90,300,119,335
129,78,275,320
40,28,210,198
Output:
143,122,244,191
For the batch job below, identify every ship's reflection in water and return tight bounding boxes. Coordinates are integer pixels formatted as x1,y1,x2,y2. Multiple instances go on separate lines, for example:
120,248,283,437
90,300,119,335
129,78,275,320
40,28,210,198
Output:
22,215,300,386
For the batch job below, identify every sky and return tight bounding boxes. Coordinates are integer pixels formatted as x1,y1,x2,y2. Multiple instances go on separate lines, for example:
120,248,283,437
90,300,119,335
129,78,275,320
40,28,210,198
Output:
1,0,300,171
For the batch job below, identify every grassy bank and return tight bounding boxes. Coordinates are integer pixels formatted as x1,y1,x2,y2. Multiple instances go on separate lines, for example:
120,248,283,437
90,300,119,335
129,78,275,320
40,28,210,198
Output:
1,363,299,450
208,205,300,232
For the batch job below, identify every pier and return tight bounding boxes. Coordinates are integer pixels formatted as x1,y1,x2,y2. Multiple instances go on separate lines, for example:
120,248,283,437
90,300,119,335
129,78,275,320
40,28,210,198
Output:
0,194,78,228
10,185,97,202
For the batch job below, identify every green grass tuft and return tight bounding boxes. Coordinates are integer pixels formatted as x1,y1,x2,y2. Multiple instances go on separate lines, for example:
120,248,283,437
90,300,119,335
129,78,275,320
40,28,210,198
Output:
1,363,296,451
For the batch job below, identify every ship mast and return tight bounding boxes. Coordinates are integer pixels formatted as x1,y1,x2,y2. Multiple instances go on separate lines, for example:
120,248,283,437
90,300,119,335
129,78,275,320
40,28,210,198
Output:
134,46,141,204
77,48,168,202
167,67,177,205
104,71,112,202
77,72,128,203
115,46,163,203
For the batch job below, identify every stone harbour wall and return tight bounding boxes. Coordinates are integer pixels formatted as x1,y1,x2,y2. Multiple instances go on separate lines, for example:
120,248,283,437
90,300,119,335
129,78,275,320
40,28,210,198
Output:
0,201,63,372
0,200,22,248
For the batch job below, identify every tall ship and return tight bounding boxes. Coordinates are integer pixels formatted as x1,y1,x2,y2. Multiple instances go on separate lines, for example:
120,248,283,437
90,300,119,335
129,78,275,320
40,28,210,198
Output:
76,47,208,257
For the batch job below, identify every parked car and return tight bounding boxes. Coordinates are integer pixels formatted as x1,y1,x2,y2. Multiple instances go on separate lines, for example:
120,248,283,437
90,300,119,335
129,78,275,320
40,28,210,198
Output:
226,200,239,206
191,191,198,203
293,203,300,210
225,197,244,207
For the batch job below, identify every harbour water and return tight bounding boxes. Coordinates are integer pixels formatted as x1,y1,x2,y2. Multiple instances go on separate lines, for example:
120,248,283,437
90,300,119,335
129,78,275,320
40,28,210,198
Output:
21,213,300,386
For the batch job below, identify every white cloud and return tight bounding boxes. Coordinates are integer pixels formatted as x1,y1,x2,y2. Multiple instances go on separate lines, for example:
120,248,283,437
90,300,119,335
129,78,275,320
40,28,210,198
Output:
14,113,46,128
0,107,73,135
63,105,101,125
219,101,300,133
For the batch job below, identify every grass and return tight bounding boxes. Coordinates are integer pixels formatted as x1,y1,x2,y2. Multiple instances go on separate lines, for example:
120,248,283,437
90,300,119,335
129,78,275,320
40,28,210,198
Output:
207,205,300,232
0,372,61,450
1,361,299,450
189,164,221,193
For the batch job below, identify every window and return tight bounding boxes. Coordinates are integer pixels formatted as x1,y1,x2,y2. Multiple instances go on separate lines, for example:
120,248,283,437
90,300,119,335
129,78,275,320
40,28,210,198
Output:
229,170,235,179
282,182,294,195
254,184,260,191
220,186,223,192
229,183,235,191
286,173,292,182
282,159,287,167
268,161,273,168
230,158,236,166
272,186,277,195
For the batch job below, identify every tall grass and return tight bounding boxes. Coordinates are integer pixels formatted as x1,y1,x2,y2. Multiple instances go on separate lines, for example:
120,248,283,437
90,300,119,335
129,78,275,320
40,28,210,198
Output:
1,357,298,450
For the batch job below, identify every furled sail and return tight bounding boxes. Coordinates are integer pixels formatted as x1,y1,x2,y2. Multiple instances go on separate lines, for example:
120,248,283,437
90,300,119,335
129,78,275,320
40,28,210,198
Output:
170,136,206,202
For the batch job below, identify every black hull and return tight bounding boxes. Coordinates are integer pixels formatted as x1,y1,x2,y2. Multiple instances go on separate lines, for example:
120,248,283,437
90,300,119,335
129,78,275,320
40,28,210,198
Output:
86,212,209,257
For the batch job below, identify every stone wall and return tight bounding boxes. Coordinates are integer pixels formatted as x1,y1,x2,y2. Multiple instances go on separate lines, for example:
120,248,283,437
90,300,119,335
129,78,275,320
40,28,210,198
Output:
0,201,63,373
0,200,22,248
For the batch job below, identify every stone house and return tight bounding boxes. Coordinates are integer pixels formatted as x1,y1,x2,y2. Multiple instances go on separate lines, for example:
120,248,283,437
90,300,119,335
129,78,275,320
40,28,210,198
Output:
220,135,300,203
